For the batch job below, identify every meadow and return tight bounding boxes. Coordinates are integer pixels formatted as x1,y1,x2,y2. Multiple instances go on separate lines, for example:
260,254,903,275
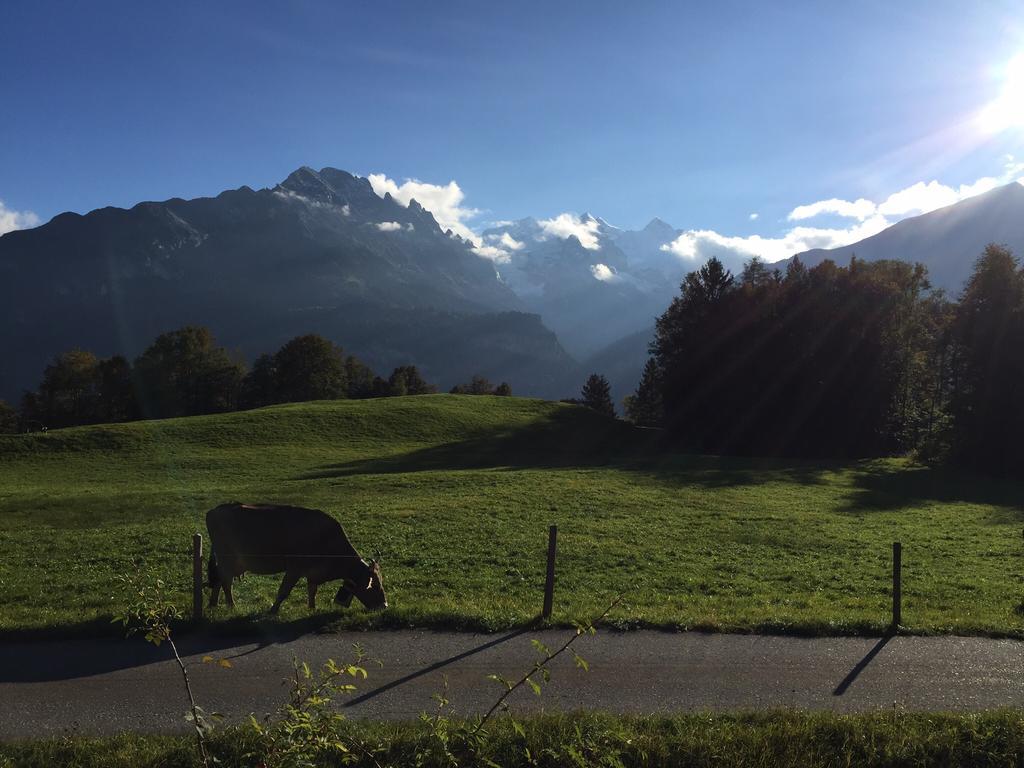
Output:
1,395,1022,638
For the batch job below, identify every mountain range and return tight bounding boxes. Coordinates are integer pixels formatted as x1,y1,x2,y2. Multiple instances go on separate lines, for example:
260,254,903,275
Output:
790,181,1024,292
481,215,684,357
2,167,1022,407
0,167,573,402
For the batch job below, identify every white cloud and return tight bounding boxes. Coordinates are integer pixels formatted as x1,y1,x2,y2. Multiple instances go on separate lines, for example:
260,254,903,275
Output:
536,213,601,250
790,170,1014,224
366,171,518,263
341,203,351,216
486,231,525,251
1004,155,1024,186
876,181,962,217
662,216,892,264
376,221,403,232
590,263,622,282
471,243,513,264
0,201,41,235
367,173,478,241
662,161,1023,265
748,213,759,221
789,197,876,221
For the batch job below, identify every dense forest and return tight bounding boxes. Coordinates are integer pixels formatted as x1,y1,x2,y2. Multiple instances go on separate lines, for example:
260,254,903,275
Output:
625,243,1024,473
3,329,441,432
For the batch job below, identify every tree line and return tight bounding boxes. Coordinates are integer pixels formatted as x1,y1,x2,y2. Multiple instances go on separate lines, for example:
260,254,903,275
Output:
623,243,1024,474
1,328,447,432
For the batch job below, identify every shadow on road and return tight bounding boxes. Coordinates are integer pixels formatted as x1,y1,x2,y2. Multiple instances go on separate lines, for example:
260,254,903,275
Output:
0,614,341,683
832,633,893,696
345,627,529,708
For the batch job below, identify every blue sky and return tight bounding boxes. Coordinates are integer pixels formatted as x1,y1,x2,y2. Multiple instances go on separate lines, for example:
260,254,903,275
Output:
2,1,1023,259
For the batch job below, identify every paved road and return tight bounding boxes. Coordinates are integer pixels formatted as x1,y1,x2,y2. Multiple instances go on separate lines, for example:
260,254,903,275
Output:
2,630,1023,738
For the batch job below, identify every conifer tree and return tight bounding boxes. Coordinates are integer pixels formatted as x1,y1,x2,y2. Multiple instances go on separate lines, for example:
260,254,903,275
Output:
624,358,663,426
581,373,615,417
949,243,1024,474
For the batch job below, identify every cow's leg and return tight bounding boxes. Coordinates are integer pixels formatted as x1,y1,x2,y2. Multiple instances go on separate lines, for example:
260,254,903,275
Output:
307,579,318,610
270,570,300,614
209,562,233,608
215,561,236,609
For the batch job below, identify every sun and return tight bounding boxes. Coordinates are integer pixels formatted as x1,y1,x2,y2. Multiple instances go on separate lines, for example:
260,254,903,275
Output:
978,53,1024,133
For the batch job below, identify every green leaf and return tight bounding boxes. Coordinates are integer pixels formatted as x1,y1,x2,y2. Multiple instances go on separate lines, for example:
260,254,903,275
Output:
487,673,511,690
526,677,541,696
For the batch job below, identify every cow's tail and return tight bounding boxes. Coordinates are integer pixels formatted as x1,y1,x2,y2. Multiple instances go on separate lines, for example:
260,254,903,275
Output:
207,549,221,590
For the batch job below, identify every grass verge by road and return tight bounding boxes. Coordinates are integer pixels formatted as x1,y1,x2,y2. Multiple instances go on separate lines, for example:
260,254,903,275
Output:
4,711,1024,767
1,395,1022,638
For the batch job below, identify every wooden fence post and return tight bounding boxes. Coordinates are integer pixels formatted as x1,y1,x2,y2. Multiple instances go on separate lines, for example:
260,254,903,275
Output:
542,525,557,619
892,541,902,630
193,533,203,623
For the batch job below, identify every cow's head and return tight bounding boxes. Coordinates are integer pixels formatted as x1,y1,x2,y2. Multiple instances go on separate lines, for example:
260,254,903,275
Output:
336,559,387,611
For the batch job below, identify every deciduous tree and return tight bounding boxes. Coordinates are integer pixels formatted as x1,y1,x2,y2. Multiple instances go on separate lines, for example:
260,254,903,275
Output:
272,334,347,403
388,365,436,396
134,326,245,418
0,400,17,433
450,374,494,395
24,349,102,428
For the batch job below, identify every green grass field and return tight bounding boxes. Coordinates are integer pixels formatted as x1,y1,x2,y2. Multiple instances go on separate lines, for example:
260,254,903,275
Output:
5,711,1024,767
1,395,1022,638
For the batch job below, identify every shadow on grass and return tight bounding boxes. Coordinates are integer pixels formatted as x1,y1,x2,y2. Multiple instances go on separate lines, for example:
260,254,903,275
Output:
293,407,836,490
294,407,1024,518
296,408,653,478
839,463,1024,516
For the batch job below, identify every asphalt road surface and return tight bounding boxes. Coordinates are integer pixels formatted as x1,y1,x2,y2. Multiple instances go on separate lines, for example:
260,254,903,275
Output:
2,630,1023,738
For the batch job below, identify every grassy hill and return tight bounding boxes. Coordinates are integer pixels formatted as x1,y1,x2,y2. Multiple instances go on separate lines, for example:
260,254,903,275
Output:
1,395,1022,638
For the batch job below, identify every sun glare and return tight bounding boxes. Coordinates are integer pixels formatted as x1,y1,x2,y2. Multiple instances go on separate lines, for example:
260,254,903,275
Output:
979,53,1024,133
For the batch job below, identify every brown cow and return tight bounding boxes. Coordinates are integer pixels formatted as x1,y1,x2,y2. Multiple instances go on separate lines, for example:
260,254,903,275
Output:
206,503,387,613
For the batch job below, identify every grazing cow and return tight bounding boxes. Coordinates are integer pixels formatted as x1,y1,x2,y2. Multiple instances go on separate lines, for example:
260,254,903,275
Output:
206,503,387,613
